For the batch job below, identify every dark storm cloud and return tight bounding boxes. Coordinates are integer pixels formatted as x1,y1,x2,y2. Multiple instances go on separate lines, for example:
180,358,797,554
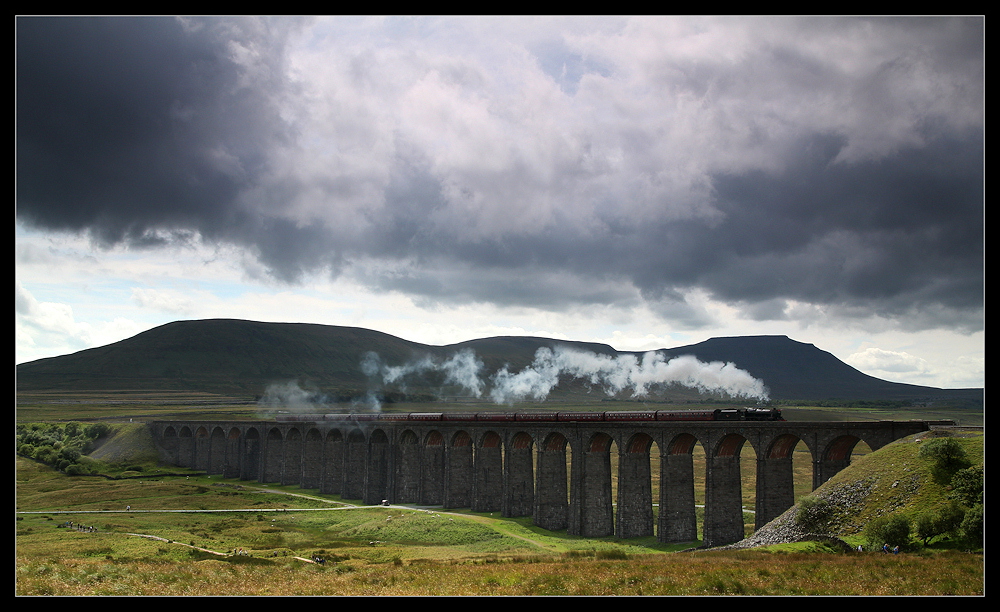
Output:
16,16,304,247
354,129,982,331
16,16,984,332
697,132,983,311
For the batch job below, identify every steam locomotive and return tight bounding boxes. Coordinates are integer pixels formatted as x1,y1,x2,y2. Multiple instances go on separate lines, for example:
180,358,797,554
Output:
275,407,783,423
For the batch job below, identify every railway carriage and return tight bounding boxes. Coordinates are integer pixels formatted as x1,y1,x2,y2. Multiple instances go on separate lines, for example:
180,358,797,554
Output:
275,407,783,423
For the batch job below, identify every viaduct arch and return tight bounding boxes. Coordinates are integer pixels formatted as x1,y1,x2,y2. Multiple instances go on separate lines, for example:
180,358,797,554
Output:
150,417,935,547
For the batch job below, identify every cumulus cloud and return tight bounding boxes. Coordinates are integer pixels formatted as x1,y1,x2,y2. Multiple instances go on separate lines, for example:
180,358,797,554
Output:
847,347,930,375
130,288,196,315
16,16,984,335
16,281,143,363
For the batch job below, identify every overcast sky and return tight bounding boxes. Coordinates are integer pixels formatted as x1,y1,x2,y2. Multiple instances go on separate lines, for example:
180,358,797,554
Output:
16,16,984,390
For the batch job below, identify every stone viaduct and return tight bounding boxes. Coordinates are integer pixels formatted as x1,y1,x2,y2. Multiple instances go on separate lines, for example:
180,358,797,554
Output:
148,417,935,547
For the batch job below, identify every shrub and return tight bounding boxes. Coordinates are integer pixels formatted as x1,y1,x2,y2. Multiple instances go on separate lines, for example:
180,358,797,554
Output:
949,465,983,507
85,423,111,439
864,514,911,551
595,550,629,560
15,422,112,474
959,504,983,548
918,438,972,484
60,447,81,463
914,503,965,546
65,463,90,476
795,495,832,532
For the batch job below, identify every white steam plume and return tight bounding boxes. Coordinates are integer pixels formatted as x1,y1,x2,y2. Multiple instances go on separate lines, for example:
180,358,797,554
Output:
489,347,769,404
258,380,330,412
365,346,769,405
359,351,386,411
375,348,486,396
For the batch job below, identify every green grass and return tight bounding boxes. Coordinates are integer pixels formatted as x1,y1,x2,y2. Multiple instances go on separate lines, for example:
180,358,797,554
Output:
16,394,983,425
15,458,659,561
805,430,983,538
16,413,984,595
17,445,984,596
16,543,983,596
777,404,983,426
15,399,266,423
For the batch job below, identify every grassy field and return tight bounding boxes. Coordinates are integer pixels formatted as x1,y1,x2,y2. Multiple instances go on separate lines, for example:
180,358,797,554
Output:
15,399,983,595
14,394,985,426
14,393,262,423
16,451,984,596
16,546,984,596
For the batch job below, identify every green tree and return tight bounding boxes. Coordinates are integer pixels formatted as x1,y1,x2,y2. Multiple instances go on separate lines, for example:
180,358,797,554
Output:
864,514,911,551
60,446,82,463
84,423,111,440
950,465,983,506
959,504,983,548
914,503,965,546
918,437,972,484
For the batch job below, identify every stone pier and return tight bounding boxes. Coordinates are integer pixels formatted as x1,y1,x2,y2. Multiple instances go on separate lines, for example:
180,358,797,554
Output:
150,417,933,547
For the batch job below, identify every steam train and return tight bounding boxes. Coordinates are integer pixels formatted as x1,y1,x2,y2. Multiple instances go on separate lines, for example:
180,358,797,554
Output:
275,407,783,423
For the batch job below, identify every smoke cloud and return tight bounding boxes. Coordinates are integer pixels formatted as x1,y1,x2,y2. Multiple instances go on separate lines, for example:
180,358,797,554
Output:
257,380,331,412
364,349,486,402
366,346,770,405
382,349,486,397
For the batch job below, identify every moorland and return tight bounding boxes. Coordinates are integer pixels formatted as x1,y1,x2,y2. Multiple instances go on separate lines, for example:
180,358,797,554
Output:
15,321,984,595
15,400,984,596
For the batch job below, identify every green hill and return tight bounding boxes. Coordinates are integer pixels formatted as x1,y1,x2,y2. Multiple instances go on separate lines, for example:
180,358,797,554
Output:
16,318,983,407
735,428,984,550
653,335,978,403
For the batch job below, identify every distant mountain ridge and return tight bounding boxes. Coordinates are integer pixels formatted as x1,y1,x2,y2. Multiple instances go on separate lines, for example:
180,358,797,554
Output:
651,335,974,403
15,318,982,405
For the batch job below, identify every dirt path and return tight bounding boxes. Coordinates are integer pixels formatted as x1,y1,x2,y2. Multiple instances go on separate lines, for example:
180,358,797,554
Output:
120,531,322,563
241,485,357,506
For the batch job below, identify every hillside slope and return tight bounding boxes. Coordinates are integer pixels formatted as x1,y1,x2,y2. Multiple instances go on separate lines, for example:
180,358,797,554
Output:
15,319,626,399
651,335,972,401
16,318,982,404
732,429,984,550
